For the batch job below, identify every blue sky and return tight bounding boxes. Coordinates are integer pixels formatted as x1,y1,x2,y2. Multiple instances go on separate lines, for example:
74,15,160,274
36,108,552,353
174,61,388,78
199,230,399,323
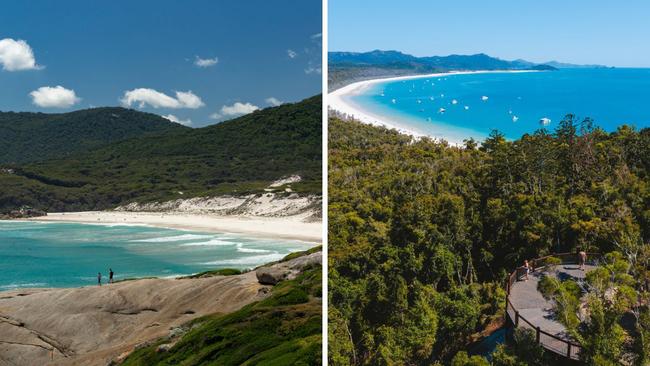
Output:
0,0,322,127
329,0,650,68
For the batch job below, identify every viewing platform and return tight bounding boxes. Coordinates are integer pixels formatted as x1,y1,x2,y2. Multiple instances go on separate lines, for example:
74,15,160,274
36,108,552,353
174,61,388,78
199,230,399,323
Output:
505,253,598,361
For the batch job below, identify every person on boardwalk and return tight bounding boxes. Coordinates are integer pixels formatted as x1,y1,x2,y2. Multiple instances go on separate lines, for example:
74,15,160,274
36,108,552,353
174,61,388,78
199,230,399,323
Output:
109,268,114,284
523,260,530,281
97,272,102,286
577,249,587,270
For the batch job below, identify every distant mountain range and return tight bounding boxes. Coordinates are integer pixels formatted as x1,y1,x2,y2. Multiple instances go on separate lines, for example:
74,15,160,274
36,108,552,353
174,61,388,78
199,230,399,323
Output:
0,95,322,213
330,50,608,70
328,50,608,90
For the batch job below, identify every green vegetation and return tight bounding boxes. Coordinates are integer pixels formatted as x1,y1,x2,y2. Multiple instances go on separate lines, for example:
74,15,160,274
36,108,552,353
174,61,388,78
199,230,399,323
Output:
490,328,546,366
121,266,322,366
538,251,650,364
0,95,322,213
0,107,187,164
182,268,243,279
328,116,649,365
280,245,323,262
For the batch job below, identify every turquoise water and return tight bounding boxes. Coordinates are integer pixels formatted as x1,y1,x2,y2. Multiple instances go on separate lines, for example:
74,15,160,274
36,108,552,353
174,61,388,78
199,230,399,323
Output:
0,221,314,290
350,68,650,141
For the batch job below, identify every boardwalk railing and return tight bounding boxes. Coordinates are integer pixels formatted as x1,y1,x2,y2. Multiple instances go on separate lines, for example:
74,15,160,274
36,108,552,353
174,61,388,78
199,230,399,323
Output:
505,252,600,361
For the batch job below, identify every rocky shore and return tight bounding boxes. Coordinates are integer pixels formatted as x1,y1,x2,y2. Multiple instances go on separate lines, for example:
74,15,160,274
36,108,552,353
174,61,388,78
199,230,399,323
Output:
0,250,321,366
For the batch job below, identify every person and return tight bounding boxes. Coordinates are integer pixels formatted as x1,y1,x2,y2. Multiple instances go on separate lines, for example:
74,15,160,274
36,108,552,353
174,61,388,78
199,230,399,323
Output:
109,268,114,284
98,272,102,286
578,249,587,270
523,260,530,281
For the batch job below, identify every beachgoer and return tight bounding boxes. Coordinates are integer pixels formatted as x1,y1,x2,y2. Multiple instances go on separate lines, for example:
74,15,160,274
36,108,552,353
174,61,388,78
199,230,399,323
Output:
109,268,114,284
98,272,102,286
523,260,530,281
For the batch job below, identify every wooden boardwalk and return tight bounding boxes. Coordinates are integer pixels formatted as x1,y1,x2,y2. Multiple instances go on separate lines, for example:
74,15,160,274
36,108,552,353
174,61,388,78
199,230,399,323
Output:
506,262,596,359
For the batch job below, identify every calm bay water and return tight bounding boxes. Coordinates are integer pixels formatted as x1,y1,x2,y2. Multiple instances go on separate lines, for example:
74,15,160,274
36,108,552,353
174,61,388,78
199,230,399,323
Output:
0,221,314,290
351,68,650,141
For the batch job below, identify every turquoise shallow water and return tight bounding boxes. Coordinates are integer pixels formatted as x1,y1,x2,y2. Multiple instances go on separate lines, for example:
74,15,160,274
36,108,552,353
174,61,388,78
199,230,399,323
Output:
0,221,314,290
349,68,650,141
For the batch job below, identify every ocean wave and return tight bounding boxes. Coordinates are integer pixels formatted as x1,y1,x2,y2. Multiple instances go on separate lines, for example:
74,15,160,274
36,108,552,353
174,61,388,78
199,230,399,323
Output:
132,234,214,243
180,239,236,247
0,282,47,290
201,253,283,266
236,243,272,253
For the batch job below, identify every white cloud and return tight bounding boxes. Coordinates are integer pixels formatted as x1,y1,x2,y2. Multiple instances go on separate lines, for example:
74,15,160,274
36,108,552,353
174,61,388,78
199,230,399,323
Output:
221,102,260,116
174,91,204,108
211,102,260,120
194,56,218,67
0,38,42,71
310,33,322,40
120,88,205,109
162,114,192,126
29,86,80,108
265,97,283,106
287,49,297,59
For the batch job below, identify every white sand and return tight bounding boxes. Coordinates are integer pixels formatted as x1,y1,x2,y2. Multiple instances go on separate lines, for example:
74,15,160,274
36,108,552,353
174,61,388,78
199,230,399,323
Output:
328,70,537,143
29,211,322,243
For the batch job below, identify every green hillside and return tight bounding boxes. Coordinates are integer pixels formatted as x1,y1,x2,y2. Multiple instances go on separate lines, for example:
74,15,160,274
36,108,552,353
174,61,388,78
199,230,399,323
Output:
0,107,187,164
328,50,563,90
0,95,322,213
121,261,322,366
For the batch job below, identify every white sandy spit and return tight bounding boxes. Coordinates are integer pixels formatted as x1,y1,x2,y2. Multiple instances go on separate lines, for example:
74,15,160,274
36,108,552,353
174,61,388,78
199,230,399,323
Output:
29,211,321,242
328,70,537,144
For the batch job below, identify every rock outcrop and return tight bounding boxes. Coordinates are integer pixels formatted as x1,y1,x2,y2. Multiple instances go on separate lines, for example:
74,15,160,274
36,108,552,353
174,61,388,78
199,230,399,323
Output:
0,206,46,219
0,251,321,366
256,252,322,285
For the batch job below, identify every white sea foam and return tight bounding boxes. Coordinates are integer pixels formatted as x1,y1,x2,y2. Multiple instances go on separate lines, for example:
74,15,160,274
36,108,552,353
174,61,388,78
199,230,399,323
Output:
235,243,272,253
202,253,283,266
132,234,214,243
0,282,47,290
180,239,236,247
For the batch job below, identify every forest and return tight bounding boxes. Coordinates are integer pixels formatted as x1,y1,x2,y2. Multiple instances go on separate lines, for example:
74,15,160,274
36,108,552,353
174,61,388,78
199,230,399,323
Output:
328,116,649,365
0,96,322,213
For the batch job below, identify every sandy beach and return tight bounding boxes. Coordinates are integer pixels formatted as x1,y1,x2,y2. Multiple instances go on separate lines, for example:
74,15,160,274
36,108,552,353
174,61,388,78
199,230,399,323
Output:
28,211,322,243
328,70,537,143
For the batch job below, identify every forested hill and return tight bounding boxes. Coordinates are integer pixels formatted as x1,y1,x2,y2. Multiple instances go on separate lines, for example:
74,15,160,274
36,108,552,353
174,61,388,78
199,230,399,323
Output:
329,50,606,70
0,107,188,164
0,95,322,213
328,50,611,90
328,117,649,365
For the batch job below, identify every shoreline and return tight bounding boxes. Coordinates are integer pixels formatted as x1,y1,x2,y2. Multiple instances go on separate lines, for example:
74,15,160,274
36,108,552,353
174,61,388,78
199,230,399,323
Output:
22,211,322,243
0,249,321,365
328,70,538,143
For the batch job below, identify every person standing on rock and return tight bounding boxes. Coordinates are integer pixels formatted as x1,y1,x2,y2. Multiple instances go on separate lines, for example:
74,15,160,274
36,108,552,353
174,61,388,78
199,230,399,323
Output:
109,268,114,284
98,272,102,286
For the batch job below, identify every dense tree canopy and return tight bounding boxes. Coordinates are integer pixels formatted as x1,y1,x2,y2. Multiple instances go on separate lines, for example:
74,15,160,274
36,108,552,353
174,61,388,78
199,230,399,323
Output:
328,116,649,365
0,107,187,164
